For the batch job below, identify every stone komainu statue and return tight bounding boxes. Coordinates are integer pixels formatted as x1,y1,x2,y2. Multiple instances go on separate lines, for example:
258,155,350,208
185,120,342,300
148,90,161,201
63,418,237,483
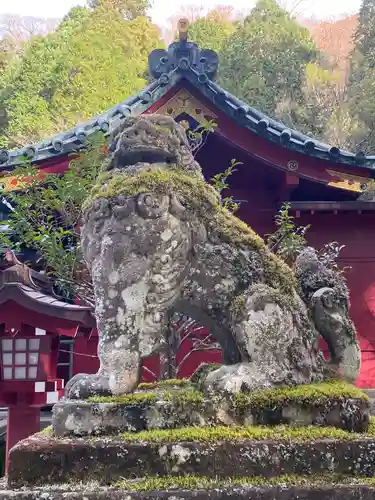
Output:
65,115,360,399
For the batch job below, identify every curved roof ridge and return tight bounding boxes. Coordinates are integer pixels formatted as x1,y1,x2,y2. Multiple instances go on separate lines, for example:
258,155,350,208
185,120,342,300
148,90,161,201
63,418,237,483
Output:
0,38,373,172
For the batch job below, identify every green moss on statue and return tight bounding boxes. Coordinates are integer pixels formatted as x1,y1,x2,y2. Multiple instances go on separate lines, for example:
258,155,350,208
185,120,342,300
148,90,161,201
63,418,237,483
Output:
83,168,296,294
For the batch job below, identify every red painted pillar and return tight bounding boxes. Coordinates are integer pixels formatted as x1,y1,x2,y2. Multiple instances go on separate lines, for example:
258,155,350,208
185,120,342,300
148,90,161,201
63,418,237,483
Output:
5,406,40,474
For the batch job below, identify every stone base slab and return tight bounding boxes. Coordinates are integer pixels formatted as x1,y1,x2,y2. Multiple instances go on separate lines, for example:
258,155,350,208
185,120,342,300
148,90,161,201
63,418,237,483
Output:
8,433,375,488
52,393,369,437
1,485,375,499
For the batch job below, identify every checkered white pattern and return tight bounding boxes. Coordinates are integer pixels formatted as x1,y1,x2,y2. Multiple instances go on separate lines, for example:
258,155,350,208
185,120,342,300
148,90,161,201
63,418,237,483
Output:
34,379,65,393
33,379,65,405
46,392,59,404
35,381,45,393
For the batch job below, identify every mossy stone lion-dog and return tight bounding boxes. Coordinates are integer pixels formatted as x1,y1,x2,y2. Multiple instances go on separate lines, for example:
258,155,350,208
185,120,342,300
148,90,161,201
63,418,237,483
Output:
65,115,360,399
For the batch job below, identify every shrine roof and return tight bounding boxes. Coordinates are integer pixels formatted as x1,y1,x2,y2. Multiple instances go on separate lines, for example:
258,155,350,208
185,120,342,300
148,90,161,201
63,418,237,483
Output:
0,283,95,323
0,249,95,326
0,31,373,173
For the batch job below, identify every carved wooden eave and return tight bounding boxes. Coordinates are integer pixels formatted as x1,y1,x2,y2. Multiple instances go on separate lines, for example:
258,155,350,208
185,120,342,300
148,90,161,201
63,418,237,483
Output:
0,28,374,195
0,249,95,327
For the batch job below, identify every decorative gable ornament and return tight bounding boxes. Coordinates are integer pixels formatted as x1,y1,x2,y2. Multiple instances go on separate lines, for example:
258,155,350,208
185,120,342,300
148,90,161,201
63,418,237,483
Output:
148,19,219,82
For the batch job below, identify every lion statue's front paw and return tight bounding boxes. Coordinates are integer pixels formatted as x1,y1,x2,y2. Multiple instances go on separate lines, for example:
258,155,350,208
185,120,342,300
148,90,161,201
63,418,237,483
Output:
65,373,111,400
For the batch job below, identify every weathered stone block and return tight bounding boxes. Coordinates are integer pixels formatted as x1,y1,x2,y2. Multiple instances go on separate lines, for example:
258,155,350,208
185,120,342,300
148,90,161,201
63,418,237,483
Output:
8,433,375,488
2,486,375,499
52,399,147,436
52,389,370,437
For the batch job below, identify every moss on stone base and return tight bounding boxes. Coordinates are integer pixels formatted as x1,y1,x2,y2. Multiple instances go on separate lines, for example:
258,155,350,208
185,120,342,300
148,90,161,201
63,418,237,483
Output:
11,424,375,489
86,379,367,407
87,391,158,405
62,380,368,436
137,379,190,391
116,473,375,492
121,421,373,444
87,387,203,405
368,416,375,434
41,426,53,436
233,379,368,411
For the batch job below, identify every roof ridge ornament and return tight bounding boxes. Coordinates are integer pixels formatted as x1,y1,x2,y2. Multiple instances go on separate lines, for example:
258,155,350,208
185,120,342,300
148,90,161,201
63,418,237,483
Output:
178,17,189,42
0,248,53,293
148,18,219,82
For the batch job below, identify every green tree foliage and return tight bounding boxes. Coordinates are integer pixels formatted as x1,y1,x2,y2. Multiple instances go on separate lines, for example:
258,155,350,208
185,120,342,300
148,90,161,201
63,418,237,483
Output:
0,133,108,304
0,36,20,144
347,0,375,152
277,63,360,149
88,0,151,20
352,0,375,65
0,4,163,147
0,36,17,73
217,0,318,117
182,1,356,147
266,203,309,264
188,7,236,53
266,203,346,272
0,7,92,147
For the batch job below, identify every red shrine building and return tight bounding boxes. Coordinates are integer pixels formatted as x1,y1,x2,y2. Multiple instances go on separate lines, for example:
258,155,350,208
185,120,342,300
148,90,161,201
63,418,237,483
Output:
0,23,375,467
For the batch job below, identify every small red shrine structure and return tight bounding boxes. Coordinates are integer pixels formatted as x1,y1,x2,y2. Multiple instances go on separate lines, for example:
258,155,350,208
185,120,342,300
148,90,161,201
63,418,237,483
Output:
0,249,95,472
0,20,375,465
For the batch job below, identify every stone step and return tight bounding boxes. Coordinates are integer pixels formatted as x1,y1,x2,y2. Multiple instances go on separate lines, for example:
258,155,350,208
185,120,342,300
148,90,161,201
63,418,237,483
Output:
2,484,375,499
8,432,375,488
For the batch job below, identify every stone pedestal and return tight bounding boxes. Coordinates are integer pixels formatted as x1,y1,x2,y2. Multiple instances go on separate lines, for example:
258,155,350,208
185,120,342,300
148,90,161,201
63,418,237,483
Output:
7,432,375,488
3,429,375,499
52,381,370,437
2,381,375,499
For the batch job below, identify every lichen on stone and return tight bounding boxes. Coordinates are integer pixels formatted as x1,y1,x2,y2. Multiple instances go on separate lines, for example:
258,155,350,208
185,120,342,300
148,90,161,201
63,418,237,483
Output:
229,294,246,317
190,363,222,387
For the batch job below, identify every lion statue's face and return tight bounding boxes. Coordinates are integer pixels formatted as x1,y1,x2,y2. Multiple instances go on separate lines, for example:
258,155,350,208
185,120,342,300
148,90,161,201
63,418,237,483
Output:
105,114,203,178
